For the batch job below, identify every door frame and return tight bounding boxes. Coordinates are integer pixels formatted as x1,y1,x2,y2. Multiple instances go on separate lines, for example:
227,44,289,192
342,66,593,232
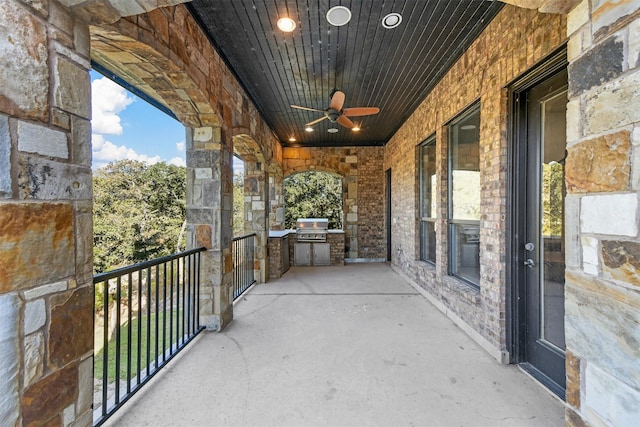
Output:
506,47,567,394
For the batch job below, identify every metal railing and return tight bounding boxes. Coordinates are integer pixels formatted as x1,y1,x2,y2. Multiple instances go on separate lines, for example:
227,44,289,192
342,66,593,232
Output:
93,247,206,426
232,233,256,300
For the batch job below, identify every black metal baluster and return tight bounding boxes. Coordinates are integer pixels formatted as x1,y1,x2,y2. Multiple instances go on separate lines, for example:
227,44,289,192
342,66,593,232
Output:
170,258,174,352
115,276,121,404
102,279,108,417
127,272,132,394
162,261,167,362
137,269,142,385
146,266,151,377
154,263,160,371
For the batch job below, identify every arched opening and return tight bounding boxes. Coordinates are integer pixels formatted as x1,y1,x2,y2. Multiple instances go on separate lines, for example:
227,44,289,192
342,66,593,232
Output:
284,171,344,230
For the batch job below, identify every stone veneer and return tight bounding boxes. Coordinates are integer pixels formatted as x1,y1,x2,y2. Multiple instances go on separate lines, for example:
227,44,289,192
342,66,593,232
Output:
0,1,94,425
564,1,640,425
384,5,567,358
283,146,386,260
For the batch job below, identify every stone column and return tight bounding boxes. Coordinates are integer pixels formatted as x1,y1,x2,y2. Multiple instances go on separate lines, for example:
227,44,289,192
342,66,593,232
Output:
244,162,268,283
564,1,640,425
269,168,285,231
0,1,93,425
186,126,234,331
344,155,359,259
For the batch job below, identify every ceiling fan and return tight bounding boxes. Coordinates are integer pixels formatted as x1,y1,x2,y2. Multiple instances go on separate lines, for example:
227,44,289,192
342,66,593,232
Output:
291,90,380,129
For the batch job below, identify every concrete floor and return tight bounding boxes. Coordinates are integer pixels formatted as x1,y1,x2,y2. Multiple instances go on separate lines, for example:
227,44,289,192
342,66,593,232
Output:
104,264,565,427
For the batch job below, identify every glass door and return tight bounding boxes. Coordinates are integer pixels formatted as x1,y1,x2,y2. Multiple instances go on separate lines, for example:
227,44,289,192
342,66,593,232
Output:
514,67,568,398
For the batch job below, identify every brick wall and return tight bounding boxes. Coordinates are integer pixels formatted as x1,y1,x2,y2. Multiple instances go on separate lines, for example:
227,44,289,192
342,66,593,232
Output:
283,146,386,259
384,5,567,353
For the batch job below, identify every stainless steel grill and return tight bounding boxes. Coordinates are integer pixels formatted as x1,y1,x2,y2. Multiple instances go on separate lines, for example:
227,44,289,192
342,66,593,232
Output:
295,218,328,242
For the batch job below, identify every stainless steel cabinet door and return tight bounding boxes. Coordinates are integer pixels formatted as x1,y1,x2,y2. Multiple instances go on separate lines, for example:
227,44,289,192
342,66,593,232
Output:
312,243,330,266
294,243,311,266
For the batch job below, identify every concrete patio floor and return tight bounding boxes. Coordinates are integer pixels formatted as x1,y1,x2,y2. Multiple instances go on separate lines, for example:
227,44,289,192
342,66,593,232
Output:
104,263,565,427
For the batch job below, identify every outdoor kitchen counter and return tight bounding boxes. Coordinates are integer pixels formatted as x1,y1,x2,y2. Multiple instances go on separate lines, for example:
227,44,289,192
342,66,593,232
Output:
268,231,291,279
268,230,345,279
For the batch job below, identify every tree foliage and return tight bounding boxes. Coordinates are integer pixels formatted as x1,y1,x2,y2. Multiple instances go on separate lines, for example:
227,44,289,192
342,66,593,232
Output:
93,160,186,273
233,171,245,236
284,171,343,229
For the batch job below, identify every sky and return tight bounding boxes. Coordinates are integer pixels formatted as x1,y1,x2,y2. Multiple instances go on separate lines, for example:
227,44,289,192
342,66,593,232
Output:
91,70,245,173
90,70,186,170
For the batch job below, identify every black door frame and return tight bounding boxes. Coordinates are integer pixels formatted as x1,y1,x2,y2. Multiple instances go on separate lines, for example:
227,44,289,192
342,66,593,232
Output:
506,47,567,397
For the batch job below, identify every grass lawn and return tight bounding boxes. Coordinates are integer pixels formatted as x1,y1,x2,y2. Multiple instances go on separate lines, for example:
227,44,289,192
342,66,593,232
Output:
94,309,187,382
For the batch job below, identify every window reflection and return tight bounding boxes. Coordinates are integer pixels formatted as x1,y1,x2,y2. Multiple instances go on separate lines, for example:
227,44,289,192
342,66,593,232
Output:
449,105,481,286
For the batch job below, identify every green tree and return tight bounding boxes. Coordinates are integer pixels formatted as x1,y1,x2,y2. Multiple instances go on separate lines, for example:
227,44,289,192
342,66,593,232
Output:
284,171,343,229
93,160,186,273
233,171,245,236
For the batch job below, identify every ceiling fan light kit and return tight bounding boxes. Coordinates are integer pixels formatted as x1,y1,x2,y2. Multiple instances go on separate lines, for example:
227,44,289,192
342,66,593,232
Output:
326,6,352,26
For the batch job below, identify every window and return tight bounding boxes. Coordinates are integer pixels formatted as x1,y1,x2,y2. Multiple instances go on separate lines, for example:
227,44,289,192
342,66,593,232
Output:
419,136,437,263
448,105,481,287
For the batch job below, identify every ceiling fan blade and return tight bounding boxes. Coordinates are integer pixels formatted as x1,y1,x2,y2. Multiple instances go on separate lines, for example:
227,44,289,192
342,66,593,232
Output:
305,116,328,127
343,107,380,117
291,105,325,113
336,115,354,128
329,91,345,111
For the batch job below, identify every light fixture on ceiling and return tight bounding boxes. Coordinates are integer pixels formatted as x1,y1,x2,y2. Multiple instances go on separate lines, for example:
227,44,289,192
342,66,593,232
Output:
305,126,314,132
289,136,297,142
460,124,477,130
382,13,402,29
352,126,361,132
277,17,296,32
328,128,339,133
327,6,351,27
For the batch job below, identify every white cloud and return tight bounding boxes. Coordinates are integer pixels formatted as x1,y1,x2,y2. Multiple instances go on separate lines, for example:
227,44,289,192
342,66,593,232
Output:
169,156,186,167
90,76,185,169
91,77,134,135
92,134,162,169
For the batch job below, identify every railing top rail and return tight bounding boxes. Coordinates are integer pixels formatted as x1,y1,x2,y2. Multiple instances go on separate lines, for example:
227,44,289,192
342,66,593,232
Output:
93,247,206,283
232,233,257,242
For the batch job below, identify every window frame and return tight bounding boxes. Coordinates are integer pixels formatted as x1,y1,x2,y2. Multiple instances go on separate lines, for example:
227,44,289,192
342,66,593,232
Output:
447,103,481,289
418,135,437,264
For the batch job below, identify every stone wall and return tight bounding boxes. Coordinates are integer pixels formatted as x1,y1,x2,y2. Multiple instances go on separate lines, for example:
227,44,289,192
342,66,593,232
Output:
283,146,386,259
564,1,640,425
383,6,567,355
0,1,94,425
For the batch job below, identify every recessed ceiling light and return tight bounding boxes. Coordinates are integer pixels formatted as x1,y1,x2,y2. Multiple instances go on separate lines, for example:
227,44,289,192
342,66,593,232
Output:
328,128,339,133
382,13,402,29
277,17,296,32
327,6,351,27
352,126,361,132
305,127,314,132
460,124,476,130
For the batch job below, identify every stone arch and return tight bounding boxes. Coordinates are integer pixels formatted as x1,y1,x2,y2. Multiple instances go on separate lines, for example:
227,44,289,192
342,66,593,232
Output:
233,131,266,164
283,170,345,230
90,26,220,128
232,132,269,283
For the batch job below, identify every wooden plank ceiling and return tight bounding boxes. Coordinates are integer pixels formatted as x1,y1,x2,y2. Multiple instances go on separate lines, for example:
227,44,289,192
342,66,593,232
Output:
187,1,503,147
